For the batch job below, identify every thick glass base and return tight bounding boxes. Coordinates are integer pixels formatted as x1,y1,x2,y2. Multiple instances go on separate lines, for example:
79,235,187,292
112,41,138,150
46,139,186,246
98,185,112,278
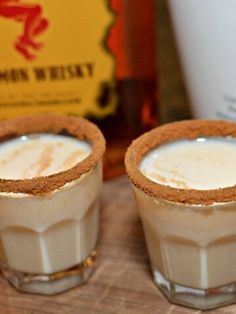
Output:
0,250,97,295
153,270,236,310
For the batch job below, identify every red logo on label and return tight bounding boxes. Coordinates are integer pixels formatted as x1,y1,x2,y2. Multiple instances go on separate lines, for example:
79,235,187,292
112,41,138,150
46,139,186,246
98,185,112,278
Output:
0,0,49,60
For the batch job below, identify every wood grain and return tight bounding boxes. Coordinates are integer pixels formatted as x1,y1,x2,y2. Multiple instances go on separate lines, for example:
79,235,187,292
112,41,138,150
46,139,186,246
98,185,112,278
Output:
0,177,234,314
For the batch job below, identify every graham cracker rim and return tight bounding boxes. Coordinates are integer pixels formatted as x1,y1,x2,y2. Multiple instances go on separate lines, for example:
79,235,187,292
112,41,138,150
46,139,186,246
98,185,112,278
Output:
0,114,105,196
125,119,236,205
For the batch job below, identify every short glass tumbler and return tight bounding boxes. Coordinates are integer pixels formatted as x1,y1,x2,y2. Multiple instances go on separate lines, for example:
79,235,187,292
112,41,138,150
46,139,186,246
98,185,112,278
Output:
0,114,105,294
125,120,236,310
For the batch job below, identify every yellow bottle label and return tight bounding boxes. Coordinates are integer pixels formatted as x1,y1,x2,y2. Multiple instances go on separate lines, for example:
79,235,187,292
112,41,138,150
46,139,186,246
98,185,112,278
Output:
0,0,116,119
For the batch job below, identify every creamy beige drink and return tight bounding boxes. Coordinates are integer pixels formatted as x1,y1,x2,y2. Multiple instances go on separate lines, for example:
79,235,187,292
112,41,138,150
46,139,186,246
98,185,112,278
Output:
139,137,236,290
0,134,91,179
125,120,236,310
0,115,105,295
140,138,236,190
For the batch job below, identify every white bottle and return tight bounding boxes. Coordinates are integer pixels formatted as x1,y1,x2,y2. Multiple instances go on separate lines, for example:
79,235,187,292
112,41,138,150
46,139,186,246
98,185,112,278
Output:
168,0,236,120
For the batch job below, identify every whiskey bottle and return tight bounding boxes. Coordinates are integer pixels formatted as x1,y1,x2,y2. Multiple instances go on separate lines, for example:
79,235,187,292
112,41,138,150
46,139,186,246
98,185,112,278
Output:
0,0,158,179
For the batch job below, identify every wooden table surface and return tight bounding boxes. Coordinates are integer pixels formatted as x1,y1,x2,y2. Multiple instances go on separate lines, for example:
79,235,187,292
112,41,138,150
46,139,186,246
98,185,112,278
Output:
0,176,235,314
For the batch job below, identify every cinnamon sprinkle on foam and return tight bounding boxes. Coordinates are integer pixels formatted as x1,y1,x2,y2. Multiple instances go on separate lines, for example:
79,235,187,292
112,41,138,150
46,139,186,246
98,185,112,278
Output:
125,120,236,205
0,114,105,196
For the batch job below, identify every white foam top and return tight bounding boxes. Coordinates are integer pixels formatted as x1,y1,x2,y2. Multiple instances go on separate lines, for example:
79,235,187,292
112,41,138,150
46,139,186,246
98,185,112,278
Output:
140,137,236,190
0,134,91,179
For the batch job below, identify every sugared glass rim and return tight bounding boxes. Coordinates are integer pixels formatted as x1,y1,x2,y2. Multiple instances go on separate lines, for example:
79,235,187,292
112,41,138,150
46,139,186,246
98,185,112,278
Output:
125,119,236,205
0,114,105,195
